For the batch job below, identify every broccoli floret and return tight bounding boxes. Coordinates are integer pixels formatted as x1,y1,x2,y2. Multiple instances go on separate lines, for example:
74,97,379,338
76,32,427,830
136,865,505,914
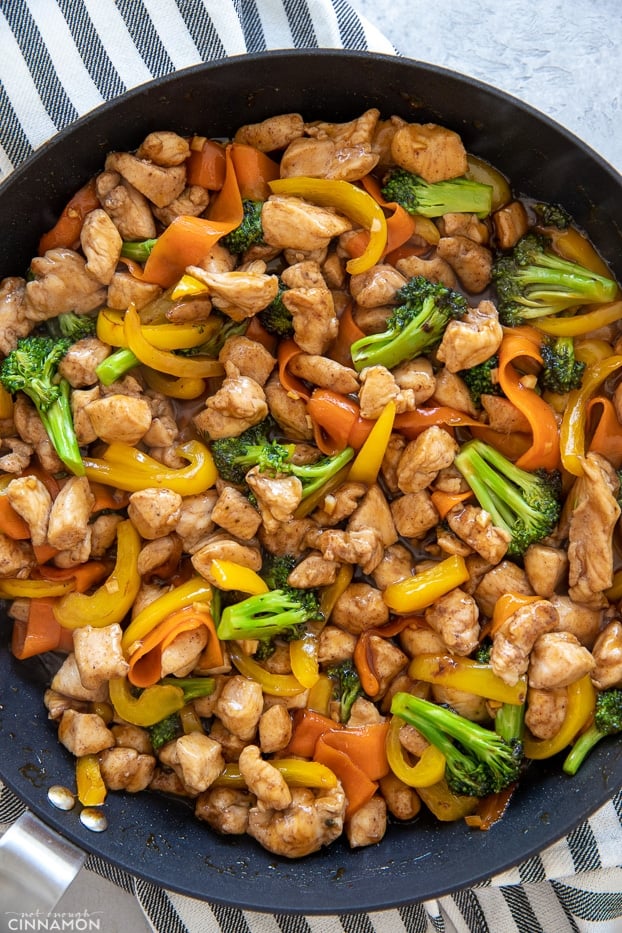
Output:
326,659,363,723
46,311,97,341
222,200,264,254
392,692,522,797
562,688,622,775
179,314,248,358
381,168,492,218
258,280,293,338
120,239,158,262
492,233,617,326
454,439,562,558
216,586,322,641
533,202,571,230
149,713,181,751
261,553,297,590
474,640,492,664
539,336,586,394
460,354,502,408
350,275,467,372
0,336,84,475
209,419,354,498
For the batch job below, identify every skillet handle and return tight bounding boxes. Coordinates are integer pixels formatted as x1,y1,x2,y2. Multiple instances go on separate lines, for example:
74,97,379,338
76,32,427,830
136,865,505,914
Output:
0,810,85,916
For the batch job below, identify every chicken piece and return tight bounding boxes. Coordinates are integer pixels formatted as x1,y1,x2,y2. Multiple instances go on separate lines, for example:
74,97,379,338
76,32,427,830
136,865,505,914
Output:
247,783,346,858
524,686,568,740
85,393,152,445
317,625,357,664
193,362,268,440
211,485,262,540
215,674,264,741
47,476,94,551
493,200,529,250
44,689,90,720
396,253,458,289
110,724,153,755
58,336,110,388
567,453,620,605
90,513,124,559
280,259,327,290
359,365,416,419
207,718,246,762
239,745,291,810
480,395,531,434
288,354,359,395
331,582,389,635
438,212,489,244
153,185,210,226
379,772,421,821
473,560,533,617
524,544,568,598
234,113,304,151
432,368,479,417
142,401,179,450
127,487,182,540
313,527,384,575
314,482,367,527
245,468,303,533
365,635,409,696
591,621,622,689
281,109,380,182
161,626,208,677
80,208,123,285
175,491,218,553
283,285,338,355
446,503,510,565
57,710,115,757
259,705,293,754
136,131,190,166
436,527,473,558
351,303,392,334
6,475,51,546
159,733,224,795
346,796,387,849
528,631,595,689
263,372,313,440
391,122,467,182
390,490,439,540
0,277,33,354
348,697,384,726
548,594,602,648
436,300,503,372
349,264,407,308
399,621,452,658
105,151,186,208
348,484,398,548
396,425,459,494
431,684,489,722
51,653,108,702
0,532,33,578
26,249,106,319
436,237,493,294
192,537,262,586
164,293,214,324
0,437,33,474
490,599,559,686
195,786,252,835
371,543,415,590
392,357,436,404
96,172,157,240
186,266,279,321
262,195,352,253
218,335,276,387
287,552,340,588
424,587,480,656
12,396,62,472
98,747,155,792
149,767,193,797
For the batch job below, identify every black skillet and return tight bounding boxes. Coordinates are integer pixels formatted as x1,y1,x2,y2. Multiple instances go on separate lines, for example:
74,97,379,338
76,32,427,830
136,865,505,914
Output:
0,51,621,914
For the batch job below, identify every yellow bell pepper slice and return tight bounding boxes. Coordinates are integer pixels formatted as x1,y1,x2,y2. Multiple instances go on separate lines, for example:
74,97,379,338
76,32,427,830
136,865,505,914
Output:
560,354,622,476
76,754,107,806
574,339,616,366
269,176,387,275
215,758,337,790
306,672,334,716
523,674,596,760
142,368,206,400
0,384,13,419
386,715,446,788
534,301,622,337
289,631,320,689
208,559,269,595
383,555,470,614
408,654,527,705
108,676,185,727
0,578,75,599
84,439,218,495
122,575,213,654
123,303,224,378
171,273,210,300
97,307,218,350
53,520,141,630
319,563,354,620
347,399,395,485
228,641,305,696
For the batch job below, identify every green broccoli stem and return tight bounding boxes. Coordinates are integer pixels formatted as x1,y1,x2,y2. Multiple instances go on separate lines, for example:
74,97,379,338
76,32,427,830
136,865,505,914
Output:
121,239,158,262
160,676,215,703
294,446,355,499
41,380,85,476
392,691,503,760
351,297,449,372
495,703,525,744
562,725,606,775
95,347,140,385
216,589,320,641
454,445,527,530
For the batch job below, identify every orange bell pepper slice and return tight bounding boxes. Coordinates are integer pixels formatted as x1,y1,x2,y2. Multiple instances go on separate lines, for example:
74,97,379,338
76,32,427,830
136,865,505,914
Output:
491,592,542,636
328,302,366,368
0,495,31,540
307,388,373,455
230,142,280,200
38,178,100,253
128,604,222,687
586,396,622,467
278,338,310,401
394,406,482,438
360,173,418,256
11,597,68,660
187,137,226,190
430,489,474,520
354,615,416,697
314,738,378,819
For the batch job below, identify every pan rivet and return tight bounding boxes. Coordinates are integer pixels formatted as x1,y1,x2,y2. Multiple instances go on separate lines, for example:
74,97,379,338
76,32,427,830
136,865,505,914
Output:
80,807,108,832
47,785,76,811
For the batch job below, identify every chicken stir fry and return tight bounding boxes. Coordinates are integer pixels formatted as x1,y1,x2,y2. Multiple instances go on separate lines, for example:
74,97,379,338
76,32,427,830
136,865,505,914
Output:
1,108,621,859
